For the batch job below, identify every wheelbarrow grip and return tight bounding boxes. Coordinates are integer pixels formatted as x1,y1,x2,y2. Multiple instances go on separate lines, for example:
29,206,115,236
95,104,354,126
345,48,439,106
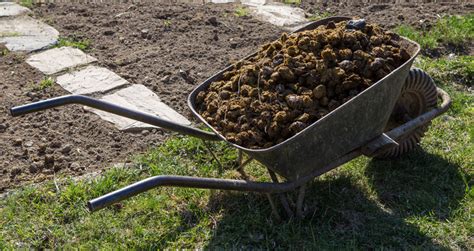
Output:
10,95,221,141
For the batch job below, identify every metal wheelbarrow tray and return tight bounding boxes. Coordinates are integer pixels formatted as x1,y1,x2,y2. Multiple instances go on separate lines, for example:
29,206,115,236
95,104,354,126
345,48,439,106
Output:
10,17,452,218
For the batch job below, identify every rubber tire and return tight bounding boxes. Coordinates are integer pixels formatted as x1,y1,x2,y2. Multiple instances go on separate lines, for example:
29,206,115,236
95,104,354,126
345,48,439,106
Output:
376,68,438,159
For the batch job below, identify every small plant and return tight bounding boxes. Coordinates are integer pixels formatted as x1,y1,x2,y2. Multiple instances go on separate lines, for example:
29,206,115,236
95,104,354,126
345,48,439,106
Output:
0,31,21,37
19,0,33,8
234,6,249,17
284,0,301,4
0,48,8,56
36,77,54,91
163,20,172,27
56,37,91,51
307,12,331,21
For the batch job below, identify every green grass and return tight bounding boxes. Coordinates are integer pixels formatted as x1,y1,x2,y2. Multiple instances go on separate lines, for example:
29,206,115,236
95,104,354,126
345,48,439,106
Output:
234,6,250,17
0,48,9,57
164,20,172,27
19,0,33,8
55,37,91,51
307,12,331,21
416,55,473,87
0,32,21,38
283,0,301,4
34,77,54,91
395,14,474,49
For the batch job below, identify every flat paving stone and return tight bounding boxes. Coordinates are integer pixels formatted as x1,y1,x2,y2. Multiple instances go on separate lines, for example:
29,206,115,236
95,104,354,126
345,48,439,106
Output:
26,47,97,75
0,15,59,51
249,4,307,28
87,84,191,131
0,2,30,17
56,65,128,94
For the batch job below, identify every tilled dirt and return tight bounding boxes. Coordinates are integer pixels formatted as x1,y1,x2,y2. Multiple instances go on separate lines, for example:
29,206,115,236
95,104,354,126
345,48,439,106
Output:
1,2,281,191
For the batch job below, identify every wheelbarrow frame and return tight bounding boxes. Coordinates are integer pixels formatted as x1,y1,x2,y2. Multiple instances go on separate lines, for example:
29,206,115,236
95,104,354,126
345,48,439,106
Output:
9,17,452,218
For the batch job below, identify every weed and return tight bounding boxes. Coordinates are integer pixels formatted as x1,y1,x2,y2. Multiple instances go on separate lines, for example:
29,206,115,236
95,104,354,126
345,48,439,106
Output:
0,32,21,38
35,77,54,91
307,12,331,21
283,0,301,4
164,20,172,27
55,37,91,51
0,48,8,56
234,6,249,17
19,0,33,8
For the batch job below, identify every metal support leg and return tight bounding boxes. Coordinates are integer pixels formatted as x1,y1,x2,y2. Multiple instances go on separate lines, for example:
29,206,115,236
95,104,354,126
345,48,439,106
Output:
202,140,223,173
296,184,306,219
268,169,294,218
266,194,282,221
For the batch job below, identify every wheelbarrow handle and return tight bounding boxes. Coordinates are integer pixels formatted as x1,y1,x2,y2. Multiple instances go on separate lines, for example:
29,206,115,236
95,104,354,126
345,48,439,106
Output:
10,95,221,141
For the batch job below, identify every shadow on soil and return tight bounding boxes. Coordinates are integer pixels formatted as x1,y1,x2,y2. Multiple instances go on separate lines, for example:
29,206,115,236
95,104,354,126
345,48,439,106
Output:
197,149,466,249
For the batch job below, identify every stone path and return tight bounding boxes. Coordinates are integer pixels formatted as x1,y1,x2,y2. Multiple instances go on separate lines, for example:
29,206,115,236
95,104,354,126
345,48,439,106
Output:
1,2,191,131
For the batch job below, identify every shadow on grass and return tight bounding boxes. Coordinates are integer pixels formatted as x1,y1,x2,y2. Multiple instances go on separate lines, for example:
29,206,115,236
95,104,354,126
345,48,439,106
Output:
365,148,467,220
199,149,465,249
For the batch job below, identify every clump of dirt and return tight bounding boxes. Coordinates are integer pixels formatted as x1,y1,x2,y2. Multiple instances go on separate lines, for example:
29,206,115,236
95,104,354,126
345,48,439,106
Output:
195,20,410,149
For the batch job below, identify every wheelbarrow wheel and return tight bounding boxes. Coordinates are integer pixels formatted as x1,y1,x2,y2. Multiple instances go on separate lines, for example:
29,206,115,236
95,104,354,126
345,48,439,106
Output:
377,68,438,159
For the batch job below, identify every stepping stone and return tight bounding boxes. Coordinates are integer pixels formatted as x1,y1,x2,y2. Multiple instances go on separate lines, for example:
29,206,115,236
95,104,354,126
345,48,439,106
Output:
87,84,191,131
0,15,58,51
248,4,307,28
56,65,128,94
0,2,31,17
26,47,97,75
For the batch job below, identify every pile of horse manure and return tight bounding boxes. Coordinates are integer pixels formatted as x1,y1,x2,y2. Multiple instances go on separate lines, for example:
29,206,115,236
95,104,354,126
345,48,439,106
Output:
195,20,410,149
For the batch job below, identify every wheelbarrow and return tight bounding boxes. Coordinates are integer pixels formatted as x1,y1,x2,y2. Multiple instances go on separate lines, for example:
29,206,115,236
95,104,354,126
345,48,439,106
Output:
9,17,451,219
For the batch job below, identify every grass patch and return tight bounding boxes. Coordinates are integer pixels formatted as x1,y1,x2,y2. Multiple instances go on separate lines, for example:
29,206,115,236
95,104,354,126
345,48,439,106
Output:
0,48,9,57
307,12,331,21
415,55,473,87
19,0,33,8
55,37,91,51
394,14,473,49
34,77,54,91
0,32,21,38
164,20,172,27
234,6,249,17
283,0,301,4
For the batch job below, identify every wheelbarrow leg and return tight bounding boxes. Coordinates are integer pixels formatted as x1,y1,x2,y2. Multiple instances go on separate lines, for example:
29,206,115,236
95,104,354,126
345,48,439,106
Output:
236,150,252,180
296,184,306,219
268,169,294,218
202,140,223,173
266,194,282,221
